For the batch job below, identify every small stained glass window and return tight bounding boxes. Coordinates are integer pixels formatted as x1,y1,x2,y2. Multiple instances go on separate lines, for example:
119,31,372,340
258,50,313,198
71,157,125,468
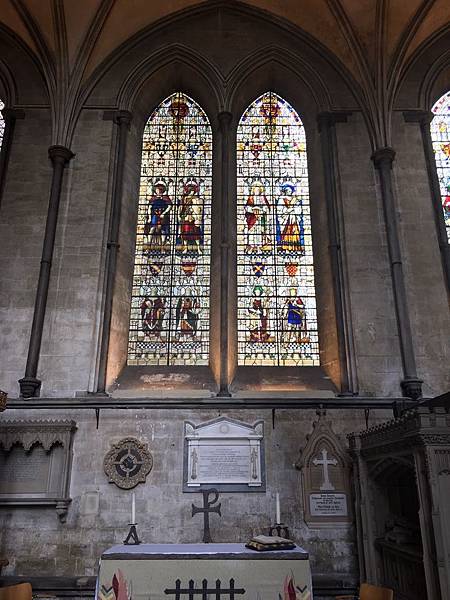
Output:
237,92,320,366
0,99,5,151
127,93,212,366
431,91,450,242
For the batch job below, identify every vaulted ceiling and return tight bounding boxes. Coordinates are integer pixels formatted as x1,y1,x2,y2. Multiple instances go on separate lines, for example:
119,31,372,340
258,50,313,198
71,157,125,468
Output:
0,0,449,146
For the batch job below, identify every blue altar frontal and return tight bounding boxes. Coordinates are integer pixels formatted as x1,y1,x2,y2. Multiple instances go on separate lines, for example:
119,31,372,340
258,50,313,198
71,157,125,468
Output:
96,543,313,600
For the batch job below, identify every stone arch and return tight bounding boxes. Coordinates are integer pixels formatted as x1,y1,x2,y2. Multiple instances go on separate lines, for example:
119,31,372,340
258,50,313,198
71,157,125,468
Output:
82,2,360,394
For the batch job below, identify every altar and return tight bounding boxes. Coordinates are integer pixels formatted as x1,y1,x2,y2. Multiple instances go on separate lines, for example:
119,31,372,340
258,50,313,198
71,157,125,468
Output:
96,543,313,600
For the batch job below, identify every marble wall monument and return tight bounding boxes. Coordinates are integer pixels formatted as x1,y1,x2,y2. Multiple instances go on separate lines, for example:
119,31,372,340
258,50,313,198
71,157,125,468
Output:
296,410,352,527
183,417,265,492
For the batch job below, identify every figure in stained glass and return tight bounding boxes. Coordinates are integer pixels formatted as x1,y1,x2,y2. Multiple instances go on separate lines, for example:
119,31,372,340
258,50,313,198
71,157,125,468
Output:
0,100,4,153
245,180,271,253
176,293,200,338
144,182,172,251
141,296,166,338
177,181,203,254
128,92,211,366
282,290,308,344
248,286,272,343
276,182,305,254
237,92,320,366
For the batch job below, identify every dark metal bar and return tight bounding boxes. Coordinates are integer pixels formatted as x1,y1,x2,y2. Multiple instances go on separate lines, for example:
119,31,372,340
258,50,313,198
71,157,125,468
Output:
317,112,358,395
18,144,74,398
0,108,25,208
403,110,450,294
371,147,423,400
96,110,132,393
217,112,232,397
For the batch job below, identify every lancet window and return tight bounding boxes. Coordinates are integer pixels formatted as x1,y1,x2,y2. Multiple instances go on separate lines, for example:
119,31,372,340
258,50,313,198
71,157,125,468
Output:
431,90,450,242
236,92,320,366
127,93,212,365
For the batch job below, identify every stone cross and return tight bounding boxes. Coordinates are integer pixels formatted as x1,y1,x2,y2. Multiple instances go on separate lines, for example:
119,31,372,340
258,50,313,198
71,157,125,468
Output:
191,488,221,543
313,447,337,491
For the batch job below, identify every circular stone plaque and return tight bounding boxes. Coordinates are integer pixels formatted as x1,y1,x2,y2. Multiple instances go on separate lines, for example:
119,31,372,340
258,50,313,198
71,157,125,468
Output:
104,437,153,489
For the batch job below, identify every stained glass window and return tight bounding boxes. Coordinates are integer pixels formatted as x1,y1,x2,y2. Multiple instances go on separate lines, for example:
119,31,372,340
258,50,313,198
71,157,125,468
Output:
127,93,212,365
0,99,4,152
431,91,450,242
237,92,320,366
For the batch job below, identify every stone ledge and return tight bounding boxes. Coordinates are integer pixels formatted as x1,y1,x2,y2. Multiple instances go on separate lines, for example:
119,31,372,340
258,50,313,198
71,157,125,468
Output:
5,396,410,410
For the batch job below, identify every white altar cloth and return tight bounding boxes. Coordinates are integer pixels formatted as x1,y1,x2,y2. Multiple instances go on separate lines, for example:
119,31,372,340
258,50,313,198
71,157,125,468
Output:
96,543,312,600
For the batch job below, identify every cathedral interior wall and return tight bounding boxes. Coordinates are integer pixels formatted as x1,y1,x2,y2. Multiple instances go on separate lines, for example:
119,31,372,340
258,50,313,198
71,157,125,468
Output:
0,5,449,599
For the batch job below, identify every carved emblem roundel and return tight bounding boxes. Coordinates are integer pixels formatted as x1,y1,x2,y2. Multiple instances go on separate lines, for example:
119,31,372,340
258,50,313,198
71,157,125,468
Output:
104,437,153,489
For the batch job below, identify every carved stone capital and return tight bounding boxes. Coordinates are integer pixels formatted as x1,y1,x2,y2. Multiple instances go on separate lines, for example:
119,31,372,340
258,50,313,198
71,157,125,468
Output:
48,145,75,165
403,110,433,125
371,146,396,169
317,111,352,133
401,376,423,401
114,110,132,128
1,108,25,122
18,376,41,398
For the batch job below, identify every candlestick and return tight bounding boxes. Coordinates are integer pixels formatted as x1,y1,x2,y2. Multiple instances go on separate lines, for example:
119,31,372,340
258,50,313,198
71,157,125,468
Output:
131,492,136,524
276,492,280,524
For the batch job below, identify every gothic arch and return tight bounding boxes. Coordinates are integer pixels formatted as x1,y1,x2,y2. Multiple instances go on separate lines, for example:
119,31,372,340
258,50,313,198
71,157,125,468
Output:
87,3,358,394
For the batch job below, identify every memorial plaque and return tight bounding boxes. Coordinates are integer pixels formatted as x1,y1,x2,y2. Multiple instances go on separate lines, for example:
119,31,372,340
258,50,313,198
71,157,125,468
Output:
296,410,352,526
0,420,77,522
309,493,348,517
183,417,265,492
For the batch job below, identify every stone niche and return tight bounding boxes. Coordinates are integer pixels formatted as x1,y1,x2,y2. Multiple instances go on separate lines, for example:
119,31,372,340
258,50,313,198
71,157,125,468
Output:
296,410,352,527
349,396,450,600
0,420,77,522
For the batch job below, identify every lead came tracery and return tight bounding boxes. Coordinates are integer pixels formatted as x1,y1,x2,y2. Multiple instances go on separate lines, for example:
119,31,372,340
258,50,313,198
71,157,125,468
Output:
431,90,450,242
237,93,320,366
128,93,212,365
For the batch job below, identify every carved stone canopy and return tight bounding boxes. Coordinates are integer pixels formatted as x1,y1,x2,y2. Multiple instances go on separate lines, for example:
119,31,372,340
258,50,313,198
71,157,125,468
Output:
0,420,77,451
104,437,153,489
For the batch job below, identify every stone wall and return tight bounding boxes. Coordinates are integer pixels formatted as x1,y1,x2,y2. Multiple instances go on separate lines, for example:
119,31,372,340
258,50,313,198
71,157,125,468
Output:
0,408,389,581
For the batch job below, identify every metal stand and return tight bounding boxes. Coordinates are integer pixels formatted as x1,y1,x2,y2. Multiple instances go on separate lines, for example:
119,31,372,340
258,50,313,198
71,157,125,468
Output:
268,523,290,539
123,523,141,545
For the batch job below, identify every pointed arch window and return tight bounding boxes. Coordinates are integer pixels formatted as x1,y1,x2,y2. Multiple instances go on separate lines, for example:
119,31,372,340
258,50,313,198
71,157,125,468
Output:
236,92,320,366
431,90,450,242
127,93,212,366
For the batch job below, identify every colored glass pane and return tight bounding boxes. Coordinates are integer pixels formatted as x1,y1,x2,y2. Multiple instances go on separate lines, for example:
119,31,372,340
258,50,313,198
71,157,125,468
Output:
431,91,450,242
0,100,4,152
127,93,212,365
237,92,320,366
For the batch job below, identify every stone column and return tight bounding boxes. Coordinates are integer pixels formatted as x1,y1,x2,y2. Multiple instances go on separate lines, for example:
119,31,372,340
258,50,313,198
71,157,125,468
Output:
0,108,25,207
403,110,450,292
217,111,232,396
372,147,423,400
317,112,358,395
18,145,74,398
96,110,132,394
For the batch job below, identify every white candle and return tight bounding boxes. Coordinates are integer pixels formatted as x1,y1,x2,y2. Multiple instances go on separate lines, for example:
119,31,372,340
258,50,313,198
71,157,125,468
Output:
131,492,136,524
276,492,280,524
